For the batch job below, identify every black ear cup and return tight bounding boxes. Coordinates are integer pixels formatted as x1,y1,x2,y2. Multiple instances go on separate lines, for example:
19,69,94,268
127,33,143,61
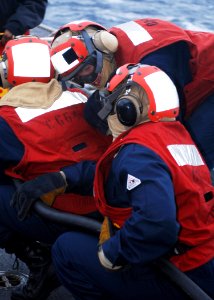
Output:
115,97,143,126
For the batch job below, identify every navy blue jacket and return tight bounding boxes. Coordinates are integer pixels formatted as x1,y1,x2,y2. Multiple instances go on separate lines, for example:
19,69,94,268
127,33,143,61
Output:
0,0,48,36
101,143,179,266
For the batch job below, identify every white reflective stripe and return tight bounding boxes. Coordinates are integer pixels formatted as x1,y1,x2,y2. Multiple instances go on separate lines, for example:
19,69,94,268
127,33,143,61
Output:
15,91,87,123
70,91,88,103
51,47,79,74
167,144,204,166
145,71,179,112
12,43,51,77
115,21,153,46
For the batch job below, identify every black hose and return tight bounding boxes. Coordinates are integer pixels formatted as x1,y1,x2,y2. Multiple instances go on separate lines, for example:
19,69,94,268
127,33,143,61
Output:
155,258,213,300
33,201,101,233
12,178,101,234
33,200,212,300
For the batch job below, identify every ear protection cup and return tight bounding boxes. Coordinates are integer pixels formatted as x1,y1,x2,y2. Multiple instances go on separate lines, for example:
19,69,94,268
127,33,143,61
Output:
92,30,118,54
115,96,143,126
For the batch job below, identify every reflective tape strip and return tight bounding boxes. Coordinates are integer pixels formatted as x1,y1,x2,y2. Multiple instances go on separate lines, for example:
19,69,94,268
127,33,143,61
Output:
15,91,87,122
167,144,204,166
51,47,79,74
12,43,51,77
144,70,179,112
115,21,153,46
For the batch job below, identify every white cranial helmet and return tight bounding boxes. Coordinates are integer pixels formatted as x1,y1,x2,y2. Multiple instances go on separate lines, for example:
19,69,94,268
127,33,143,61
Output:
0,36,54,87
50,20,118,86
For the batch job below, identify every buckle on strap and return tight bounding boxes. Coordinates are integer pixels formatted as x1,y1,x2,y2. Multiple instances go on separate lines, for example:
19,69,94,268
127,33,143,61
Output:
172,243,193,256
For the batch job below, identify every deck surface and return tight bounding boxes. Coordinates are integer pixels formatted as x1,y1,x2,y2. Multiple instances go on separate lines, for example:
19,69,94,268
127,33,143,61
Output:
0,249,74,300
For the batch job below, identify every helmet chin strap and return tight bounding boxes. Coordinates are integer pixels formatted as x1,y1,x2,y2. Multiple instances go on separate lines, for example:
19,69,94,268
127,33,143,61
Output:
81,30,103,75
97,83,127,120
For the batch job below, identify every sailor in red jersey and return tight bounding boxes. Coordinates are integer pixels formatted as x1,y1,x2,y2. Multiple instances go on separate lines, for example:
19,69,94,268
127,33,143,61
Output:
0,37,111,300
50,18,214,171
52,64,214,300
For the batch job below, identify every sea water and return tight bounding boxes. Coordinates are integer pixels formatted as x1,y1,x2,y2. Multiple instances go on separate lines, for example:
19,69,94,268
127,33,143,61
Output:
44,0,214,31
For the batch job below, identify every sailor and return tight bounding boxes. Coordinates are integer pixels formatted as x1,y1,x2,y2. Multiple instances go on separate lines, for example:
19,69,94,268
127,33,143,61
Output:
50,18,214,171
0,36,111,300
0,0,48,52
52,64,214,300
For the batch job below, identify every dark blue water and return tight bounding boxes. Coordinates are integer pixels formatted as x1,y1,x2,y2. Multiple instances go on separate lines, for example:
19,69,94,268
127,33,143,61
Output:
44,0,214,31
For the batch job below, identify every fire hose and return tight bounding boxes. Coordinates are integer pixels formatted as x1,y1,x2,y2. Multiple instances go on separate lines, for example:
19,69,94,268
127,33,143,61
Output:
33,200,212,300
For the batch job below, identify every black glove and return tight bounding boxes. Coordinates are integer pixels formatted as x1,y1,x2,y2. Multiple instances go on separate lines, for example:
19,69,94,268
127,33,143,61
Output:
11,172,67,221
1,30,14,46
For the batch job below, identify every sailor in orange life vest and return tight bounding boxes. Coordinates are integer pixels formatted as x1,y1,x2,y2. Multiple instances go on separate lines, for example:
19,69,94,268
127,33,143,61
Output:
52,64,214,300
0,37,111,300
50,18,214,173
